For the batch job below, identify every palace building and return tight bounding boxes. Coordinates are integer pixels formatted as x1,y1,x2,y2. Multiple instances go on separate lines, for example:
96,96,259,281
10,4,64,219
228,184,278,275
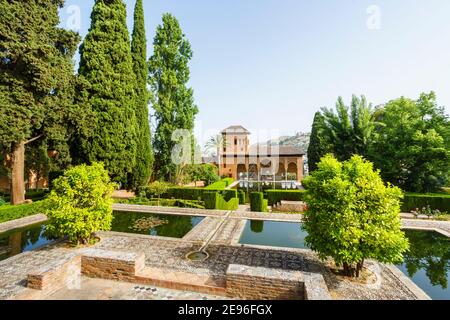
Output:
218,126,304,182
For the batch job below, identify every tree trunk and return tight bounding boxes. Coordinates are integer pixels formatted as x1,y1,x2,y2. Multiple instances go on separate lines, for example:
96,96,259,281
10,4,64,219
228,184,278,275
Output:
11,141,25,205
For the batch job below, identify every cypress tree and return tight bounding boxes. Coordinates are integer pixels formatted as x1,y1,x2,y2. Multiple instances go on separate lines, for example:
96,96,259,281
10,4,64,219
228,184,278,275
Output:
78,0,137,185
0,0,80,204
129,0,153,189
149,13,198,182
307,112,330,173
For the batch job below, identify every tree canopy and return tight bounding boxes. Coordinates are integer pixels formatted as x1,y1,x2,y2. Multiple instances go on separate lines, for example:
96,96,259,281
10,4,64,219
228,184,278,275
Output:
129,0,154,189
78,0,137,185
149,13,198,182
0,0,81,203
303,155,409,277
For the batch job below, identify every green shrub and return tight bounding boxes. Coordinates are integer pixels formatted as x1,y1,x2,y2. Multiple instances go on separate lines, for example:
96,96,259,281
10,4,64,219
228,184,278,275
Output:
303,155,408,278
266,190,306,206
45,163,116,245
203,191,238,210
0,198,5,206
238,190,246,204
0,201,46,223
205,178,234,190
401,193,450,213
250,192,268,212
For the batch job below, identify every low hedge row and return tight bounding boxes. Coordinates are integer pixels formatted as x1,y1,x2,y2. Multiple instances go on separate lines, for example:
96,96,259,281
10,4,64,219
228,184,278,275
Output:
205,178,235,190
250,192,268,212
265,190,306,206
203,191,239,210
401,193,450,213
139,187,239,211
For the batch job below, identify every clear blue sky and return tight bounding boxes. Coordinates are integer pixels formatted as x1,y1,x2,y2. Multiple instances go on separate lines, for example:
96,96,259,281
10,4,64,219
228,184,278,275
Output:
59,0,450,142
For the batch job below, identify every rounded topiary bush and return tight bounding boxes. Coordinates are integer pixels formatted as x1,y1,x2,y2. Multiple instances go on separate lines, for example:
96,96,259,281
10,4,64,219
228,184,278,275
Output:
45,163,116,245
303,155,409,278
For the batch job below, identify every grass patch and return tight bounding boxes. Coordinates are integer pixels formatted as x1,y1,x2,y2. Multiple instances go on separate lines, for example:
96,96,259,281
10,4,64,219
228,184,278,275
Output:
0,201,46,224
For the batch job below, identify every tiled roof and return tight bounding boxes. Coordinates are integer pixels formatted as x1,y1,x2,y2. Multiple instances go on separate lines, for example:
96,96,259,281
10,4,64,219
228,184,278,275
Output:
248,145,304,156
221,125,250,134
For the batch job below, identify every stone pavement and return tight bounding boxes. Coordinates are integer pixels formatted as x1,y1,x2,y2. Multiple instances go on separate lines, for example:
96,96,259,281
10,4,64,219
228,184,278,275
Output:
3,205,449,300
46,277,231,300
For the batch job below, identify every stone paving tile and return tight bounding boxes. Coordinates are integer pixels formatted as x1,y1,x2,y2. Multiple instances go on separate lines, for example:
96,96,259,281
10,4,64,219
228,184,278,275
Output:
0,246,78,300
46,277,230,300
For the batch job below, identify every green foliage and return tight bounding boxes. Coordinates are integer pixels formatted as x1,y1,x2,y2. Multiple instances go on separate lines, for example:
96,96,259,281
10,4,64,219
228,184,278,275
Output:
45,163,116,245
205,177,234,190
321,95,376,161
303,155,409,277
308,112,330,172
184,164,219,186
129,0,153,189
0,0,82,185
266,190,306,206
238,190,246,204
144,181,171,205
203,191,238,210
140,187,238,210
78,0,137,185
369,93,450,192
402,193,450,213
250,192,268,212
149,13,198,181
119,197,205,209
0,198,5,206
0,201,46,223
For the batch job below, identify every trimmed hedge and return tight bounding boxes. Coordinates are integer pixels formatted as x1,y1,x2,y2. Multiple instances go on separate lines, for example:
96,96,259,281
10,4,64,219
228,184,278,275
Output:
205,178,235,190
266,190,306,206
250,192,268,212
139,186,238,211
203,191,238,210
238,189,246,204
401,193,450,213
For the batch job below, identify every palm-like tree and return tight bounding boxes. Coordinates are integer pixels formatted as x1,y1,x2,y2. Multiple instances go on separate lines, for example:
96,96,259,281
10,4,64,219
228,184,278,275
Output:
204,134,229,177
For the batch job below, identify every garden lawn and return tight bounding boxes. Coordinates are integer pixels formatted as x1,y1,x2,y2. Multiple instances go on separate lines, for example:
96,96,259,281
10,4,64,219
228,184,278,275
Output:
0,201,46,223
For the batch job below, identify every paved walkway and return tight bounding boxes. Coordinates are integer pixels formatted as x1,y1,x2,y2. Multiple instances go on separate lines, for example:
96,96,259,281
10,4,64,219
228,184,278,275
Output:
46,277,230,300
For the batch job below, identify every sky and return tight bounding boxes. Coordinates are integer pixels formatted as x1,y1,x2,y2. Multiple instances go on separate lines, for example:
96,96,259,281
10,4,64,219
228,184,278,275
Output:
59,0,450,144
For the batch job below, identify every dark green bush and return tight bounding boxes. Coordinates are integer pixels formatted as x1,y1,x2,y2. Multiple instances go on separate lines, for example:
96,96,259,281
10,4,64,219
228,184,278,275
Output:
266,189,306,206
238,189,246,204
401,193,450,213
203,191,238,210
250,192,268,212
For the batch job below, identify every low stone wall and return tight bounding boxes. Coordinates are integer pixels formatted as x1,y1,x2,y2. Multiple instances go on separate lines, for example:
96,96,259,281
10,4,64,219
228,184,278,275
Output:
226,264,331,300
27,256,81,295
81,248,145,282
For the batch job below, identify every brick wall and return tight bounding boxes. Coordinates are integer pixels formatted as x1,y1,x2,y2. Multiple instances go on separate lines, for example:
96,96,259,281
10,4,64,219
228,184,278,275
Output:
226,264,331,300
81,249,145,282
226,264,305,300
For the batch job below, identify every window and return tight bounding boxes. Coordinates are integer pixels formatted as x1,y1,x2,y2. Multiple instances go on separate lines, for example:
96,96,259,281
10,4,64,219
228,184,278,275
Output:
234,138,238,145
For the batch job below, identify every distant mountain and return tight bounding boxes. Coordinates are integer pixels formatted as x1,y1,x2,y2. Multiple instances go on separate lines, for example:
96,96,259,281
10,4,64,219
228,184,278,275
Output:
256,132,311,154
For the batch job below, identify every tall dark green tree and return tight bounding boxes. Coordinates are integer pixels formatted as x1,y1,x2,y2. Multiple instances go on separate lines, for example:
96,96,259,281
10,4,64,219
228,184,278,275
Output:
0,0,80,204
307,112,330,173
149,13,198,182
78,0,137,185
129,0,153,189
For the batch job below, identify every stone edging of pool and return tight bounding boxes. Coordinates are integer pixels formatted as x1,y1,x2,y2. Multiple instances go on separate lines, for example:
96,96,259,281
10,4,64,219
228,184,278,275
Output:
0,214,48,234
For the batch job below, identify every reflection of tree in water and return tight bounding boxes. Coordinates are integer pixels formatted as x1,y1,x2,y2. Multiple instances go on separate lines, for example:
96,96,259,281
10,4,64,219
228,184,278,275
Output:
250,220,264,233
403,230,450,289
111,212,200,238
21,225,43,249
